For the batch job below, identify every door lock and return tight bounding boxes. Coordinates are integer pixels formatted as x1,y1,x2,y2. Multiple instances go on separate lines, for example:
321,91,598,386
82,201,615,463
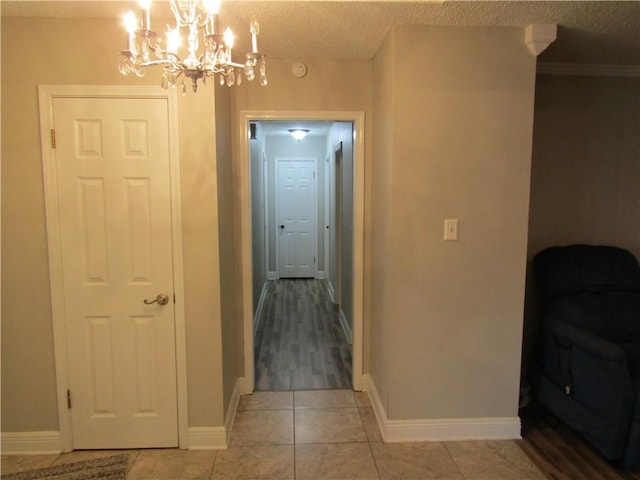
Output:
144,293,170,306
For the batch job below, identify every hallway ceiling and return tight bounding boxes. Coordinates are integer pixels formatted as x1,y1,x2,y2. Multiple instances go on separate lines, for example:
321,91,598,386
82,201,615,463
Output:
3,1,639,66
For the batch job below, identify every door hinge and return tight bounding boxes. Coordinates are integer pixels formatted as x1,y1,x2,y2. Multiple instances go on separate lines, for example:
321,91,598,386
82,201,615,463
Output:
173,293,176,304
66,389,72,409
50,129,57,149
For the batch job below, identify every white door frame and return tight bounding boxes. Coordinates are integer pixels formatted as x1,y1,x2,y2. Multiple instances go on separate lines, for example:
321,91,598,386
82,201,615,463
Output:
237,110,365,392
275,156,318,279
38,85,188,451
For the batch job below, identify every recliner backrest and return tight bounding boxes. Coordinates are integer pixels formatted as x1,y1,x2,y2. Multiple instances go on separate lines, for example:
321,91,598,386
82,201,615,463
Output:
534,245,640,298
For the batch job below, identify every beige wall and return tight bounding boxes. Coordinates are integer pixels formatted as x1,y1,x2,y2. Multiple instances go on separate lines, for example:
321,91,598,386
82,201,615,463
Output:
215,84,242,416
528,75,640,260
328,122,356,330
370,26,536,419
370,28,395,414
522,74,640,378
1,16,226,431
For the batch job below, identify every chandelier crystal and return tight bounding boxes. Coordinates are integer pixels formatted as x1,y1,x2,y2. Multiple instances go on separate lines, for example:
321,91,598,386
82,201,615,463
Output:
118,0,267,93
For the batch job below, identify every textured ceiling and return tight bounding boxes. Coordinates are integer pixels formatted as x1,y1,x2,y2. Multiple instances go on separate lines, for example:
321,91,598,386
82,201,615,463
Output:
2,1,639,65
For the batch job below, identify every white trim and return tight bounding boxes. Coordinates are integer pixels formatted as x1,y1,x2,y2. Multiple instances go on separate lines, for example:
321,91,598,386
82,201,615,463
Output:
364,374,521,443
338,308,353,345
317,270,326,279
188,375,248,450
238,110,365,393
524,24,556,57
263,152,270,281
37,85,188,451
323,154,331,280
1,432,62,455
537,62,640,78
326,278,336,304
267,271,277,280
187,428,227,450
253,281,269,337
223,377,246,445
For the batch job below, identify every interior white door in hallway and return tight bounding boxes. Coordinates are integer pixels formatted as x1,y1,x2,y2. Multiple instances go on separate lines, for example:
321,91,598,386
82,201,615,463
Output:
52,96,178,449
277,158,318,278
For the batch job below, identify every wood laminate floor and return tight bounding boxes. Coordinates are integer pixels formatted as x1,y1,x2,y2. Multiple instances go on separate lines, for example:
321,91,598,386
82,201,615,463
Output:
518,403,640,479
254,279,352,391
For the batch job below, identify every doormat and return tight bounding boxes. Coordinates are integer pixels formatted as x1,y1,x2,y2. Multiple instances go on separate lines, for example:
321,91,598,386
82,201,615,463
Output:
1,454,128,480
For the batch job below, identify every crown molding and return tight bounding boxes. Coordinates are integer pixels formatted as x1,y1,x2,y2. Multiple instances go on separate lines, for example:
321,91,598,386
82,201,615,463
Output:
537,62,640,78
525,24,557,57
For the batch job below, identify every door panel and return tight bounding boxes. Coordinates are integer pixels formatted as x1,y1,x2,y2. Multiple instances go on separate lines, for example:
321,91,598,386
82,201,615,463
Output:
277,159,317,278
53,97,178,449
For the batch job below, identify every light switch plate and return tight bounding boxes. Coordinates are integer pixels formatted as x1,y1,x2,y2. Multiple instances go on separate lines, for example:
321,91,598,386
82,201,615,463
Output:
444,219,458,241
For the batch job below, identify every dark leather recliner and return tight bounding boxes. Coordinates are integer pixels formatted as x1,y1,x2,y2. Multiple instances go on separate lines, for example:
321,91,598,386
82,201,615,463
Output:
533,244,640,470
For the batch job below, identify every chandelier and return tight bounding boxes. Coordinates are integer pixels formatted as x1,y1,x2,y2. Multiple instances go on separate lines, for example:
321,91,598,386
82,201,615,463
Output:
118,0,267,93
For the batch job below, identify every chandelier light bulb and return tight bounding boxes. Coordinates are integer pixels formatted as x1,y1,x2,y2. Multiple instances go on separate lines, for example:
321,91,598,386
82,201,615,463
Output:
123,11,138,33
138,0,152,29
224,27,235,49
202,0,220,15
166,27,181,54
250,17,259,52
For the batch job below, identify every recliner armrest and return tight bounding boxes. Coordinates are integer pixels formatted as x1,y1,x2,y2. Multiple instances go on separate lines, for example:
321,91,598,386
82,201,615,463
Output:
538,316,635,413
543,316,627,362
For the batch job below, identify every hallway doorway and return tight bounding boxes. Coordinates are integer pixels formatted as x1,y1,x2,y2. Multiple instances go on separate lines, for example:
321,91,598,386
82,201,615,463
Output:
238,111,365,393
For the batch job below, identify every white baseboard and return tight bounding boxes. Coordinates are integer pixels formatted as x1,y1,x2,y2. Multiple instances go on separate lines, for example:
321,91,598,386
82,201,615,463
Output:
317,270,326,279
225,377,249,444
1,431,62,455
188,376,247,450
326,280,336,304
253,282,269,337
267,271,277,280
338,309,353,345
364,374,521,443
187,427,227,450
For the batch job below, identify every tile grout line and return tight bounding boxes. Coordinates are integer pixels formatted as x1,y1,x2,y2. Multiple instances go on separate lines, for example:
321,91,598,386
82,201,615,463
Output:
357,393,383,480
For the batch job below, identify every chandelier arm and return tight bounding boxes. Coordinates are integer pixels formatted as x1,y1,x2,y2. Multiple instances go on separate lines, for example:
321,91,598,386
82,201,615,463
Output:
196,10,214,29
168,0,190,27
138,59,181,69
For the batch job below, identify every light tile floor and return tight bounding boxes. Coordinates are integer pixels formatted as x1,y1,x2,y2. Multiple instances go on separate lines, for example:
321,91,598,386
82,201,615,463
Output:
1,390,546,480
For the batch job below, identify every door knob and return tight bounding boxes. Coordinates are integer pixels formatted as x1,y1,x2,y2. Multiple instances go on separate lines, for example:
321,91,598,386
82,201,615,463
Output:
280,225,285,229
144,293,170,306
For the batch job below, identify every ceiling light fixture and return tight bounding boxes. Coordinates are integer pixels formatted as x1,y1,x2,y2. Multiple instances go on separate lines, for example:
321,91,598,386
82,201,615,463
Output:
118,0,267,93
288,129,310,141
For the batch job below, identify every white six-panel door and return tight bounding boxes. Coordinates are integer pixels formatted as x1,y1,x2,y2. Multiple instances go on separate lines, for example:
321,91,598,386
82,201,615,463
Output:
276,158,317,278
52,96,178,449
